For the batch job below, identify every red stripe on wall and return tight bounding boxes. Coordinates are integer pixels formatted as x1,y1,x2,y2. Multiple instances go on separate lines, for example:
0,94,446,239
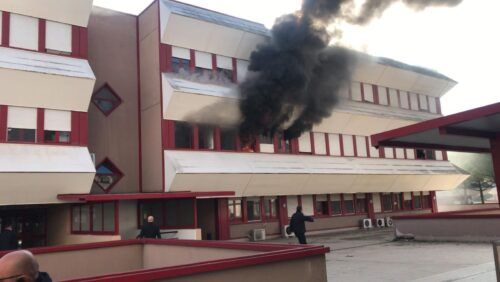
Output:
339,134,344,156
325,133,330,156
79,27,88,59
71,26,80,57
216,198,230,240
36,108,44,143
365,136,370,157
352,135,357,156
360,82,365,101
214,127,221,150
309,132,315,154
159,44,169,72
211,54,217,73
1,12,10,47
189,49,195,72
436,98,442,115
0,105,7,142
38,19,46,52
372,85,379,105
70,112,80,145
79,112,88,146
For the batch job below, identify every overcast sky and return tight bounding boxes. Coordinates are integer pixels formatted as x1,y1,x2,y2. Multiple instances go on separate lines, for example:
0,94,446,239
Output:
93,0,500,115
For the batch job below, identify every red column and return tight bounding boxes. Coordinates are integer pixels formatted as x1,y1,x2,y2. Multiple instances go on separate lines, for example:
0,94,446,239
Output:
490,138,500,206
0,105,7,142
70,111,80,145
430,191,438,213
36,108,44,143
38,19,46,52
216,198,230,240
1,12,10,47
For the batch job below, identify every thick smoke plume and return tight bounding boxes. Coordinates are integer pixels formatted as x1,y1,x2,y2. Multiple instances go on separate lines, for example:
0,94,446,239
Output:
238,0,462,145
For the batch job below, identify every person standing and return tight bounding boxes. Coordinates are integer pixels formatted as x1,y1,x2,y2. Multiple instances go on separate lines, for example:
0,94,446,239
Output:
0,221,18,251
137,216,161,239
289,206,314,244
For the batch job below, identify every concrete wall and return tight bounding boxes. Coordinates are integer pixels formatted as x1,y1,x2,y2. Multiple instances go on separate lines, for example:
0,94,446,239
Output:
138,1,163,192
46,205,120,246
164,254,327,282
87,7,140,194
308,215,366,231
119,200,139,240
230,221,280,239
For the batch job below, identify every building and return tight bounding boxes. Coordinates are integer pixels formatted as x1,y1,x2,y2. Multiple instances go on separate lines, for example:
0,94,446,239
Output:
0,0,468,247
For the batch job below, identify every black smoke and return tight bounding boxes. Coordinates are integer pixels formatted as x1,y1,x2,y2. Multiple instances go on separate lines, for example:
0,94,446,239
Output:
238,0,462,145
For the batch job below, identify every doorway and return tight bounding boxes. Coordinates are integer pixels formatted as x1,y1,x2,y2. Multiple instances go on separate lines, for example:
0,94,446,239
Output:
0,207,47,248
196,199,217,240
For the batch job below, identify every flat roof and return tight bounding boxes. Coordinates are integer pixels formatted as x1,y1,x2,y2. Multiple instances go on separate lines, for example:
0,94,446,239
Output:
371,102,500,153
58,191,235,202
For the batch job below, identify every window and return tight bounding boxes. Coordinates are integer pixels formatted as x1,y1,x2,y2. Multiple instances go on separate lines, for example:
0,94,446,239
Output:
414,192,422,209
71,202,117,234
381,193,393,212
44,131,70,143
246,197,261,221
259,132,274,153
7,128,35,142
92,84,122,116
215,55,233,82
355,194,367,213
394,193,403,211
314,133,327,155
94,159,123,193
403,192,412,210
9,13,38,51
343,194,355,214
416,149,436,160
263,197,278,220
172,57,190,73
7,106,37,142
194,50,212,77
174,122,193,149
139,199,195,228
315,195,329,216
228,198,242,222
220,128,237,150
331,194,342,215
198,125,214,150
422,192,431,209
45,21,71,54
298,132,312,153
236,59,249,83
276,131,291,153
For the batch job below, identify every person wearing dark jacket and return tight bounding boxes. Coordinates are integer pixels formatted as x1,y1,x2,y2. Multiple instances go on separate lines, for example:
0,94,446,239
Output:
0,250,52,282
0,222,18,251
289,206,314,244
137,216,161,239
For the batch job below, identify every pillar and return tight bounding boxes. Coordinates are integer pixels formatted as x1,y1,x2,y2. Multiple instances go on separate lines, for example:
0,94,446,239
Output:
430,191,438,213
490,138,500,206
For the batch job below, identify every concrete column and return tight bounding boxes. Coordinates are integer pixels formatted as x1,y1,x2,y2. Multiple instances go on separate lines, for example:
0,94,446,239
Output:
490,138,500,206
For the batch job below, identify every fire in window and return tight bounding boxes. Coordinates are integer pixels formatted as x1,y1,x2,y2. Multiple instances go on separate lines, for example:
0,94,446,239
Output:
94,158,123,193
92,84,122,116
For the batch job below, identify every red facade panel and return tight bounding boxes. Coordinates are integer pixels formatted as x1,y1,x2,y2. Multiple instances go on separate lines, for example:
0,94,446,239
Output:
38,19,46,52
79,112,88,146
36,108,44,143
71,26,80,57
0,105,7,142
70,111,80,145
1,12,10,47
216,198,230,240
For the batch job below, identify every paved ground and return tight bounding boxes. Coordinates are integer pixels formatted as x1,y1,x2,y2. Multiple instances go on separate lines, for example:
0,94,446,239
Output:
271,229,496,281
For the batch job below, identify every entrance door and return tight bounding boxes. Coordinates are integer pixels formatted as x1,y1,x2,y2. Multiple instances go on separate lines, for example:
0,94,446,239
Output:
196,199,217,240
0,208,47,248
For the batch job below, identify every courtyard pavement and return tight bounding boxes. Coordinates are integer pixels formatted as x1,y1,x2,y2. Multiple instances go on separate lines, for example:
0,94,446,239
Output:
271,229,496,281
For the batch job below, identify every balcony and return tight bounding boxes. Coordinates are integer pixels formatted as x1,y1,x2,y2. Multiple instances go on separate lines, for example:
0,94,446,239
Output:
164,150,468,196
0,47,95,112
0,143,95,205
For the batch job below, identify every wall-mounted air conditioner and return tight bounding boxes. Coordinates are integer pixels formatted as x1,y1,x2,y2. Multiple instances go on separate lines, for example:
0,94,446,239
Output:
361,218,373,229
375,218,385,228
250,229,266,241
385,217,394,227
282,225,295,238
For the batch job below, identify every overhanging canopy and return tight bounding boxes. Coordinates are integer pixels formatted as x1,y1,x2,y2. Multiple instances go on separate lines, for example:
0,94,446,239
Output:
371,102,500,153
58,191,235,202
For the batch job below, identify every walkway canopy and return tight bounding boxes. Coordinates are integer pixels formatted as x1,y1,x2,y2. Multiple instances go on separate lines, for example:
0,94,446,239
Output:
371,102,500,203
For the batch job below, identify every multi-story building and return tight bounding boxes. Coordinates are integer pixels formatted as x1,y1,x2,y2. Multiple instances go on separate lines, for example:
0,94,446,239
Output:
0,0,468,247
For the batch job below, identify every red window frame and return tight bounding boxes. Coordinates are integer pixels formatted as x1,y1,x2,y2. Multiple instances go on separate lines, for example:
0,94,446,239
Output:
380,193,393,212
355,194,368,214
94,158,124,194
138,198,197,229
228,198,243,224
313,195,330,217
91,83,122,117
263,196,279,221
70,201,118,235
6,128,36,143
43,130,71,144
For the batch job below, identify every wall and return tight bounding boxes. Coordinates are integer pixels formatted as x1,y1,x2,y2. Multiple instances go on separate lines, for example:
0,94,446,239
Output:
307,215,365,231
46,205,120,246
164,254,327,282
230,221,280,239
87,7,139,194
138,1,163,192
119,200,139,240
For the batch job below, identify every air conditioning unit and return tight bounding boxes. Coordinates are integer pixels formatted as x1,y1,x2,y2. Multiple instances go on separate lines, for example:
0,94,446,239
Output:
361,218,373,229
385,217,394,227
375,218,385,228
250,229,266,241
282,225,294,238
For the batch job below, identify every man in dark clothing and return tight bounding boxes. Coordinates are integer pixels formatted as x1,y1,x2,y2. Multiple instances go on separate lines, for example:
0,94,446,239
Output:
0,250,52,282
137,216,161,239
0,222,18,251
289,206,314,244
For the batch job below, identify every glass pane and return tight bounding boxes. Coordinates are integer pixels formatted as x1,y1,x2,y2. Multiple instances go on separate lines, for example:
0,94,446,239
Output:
174,122,193,149
7,128,21,141
220,128,237,150
103,202,115,232
356,199,366,213
23,129,36,142
44,131,57,142
165,199,194,227
92,203,103,232
382,195,393,211
59,131,70,142
7,128,35,142
71,206,80,231
198,125,214,150
80,205,90,232
414,195,422,209
140,201,163,226
344,200,355,213
332,201,341,215
246,198,261,221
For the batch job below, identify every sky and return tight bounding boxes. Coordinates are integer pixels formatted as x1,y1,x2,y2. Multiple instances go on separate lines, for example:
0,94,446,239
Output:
93,0,500,115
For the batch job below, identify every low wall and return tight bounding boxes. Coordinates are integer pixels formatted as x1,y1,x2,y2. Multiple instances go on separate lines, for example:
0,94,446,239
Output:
394,209,500,242
230,221,280,239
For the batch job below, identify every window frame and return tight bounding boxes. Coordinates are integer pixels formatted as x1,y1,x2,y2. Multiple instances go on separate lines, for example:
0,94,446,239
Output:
228,198,243,224
43,130,71,144
71,201,118,235
91,83,123,117
313,195,330,217
6,127,36,143
138,198,196,229
94,158,124,193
